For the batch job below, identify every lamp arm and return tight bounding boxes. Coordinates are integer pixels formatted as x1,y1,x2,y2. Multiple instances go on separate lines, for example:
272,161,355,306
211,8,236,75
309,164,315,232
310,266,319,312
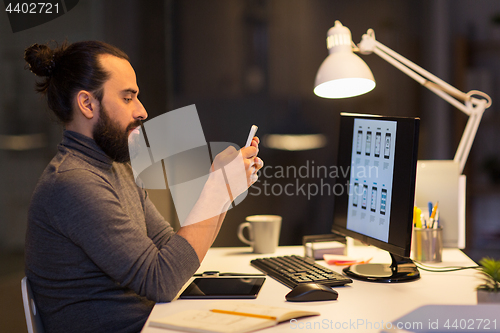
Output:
369,44,471,114
357,30,491,174
454,101,487,173
373,39,470,102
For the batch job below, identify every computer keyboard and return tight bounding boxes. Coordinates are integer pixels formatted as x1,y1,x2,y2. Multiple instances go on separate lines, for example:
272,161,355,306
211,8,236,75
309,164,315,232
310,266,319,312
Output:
250,255,352,288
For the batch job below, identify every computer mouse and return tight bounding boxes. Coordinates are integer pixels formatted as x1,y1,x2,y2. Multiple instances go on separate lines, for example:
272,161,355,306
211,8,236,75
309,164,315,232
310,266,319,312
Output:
285,283,338,302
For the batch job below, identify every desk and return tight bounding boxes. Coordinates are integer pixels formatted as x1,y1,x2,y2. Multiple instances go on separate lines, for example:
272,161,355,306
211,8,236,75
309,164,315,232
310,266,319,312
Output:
142,245,479,333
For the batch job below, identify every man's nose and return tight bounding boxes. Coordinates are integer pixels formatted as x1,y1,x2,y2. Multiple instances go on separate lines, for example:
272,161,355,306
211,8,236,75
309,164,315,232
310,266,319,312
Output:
135,100,148,120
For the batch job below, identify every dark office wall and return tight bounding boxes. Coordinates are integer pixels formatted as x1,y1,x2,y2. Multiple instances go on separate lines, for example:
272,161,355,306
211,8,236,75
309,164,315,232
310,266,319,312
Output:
1,0,500,251
102,0,171,119
167,0,423,246
0,0,456,250
0,1,104,250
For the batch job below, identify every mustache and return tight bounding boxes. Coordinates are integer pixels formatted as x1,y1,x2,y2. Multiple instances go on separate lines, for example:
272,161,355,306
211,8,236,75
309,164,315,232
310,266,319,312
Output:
126,120,143,133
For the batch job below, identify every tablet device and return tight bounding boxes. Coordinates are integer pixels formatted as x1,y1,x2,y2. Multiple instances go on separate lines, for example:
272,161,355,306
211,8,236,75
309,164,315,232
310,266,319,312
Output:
179,277,265,299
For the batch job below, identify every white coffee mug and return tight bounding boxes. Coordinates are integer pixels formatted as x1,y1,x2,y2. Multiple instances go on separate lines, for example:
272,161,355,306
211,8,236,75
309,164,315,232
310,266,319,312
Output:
237,215,282,254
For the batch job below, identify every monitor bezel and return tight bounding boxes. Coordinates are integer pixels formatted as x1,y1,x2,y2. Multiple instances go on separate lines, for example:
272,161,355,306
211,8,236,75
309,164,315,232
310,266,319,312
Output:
331,113,420,258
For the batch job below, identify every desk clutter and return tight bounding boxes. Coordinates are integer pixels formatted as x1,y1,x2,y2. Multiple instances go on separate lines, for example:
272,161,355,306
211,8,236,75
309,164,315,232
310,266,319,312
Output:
302,234,346,260
412,202,443,263
413,202,440,230
250,255,352,290
143,246,481,333
149,301,319,333
237,215,282,254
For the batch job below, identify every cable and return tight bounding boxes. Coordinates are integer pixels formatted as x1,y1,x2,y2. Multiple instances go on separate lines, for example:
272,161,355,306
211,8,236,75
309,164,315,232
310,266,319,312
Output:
414,261,480,273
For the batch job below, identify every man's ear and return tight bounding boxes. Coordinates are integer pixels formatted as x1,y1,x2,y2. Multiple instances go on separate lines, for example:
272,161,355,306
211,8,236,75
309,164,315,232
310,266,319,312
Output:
76,90,98,120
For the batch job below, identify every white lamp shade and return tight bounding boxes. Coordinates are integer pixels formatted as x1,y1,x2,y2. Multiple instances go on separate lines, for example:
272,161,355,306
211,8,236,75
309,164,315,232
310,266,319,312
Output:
314,20,376,99
314,51,376,99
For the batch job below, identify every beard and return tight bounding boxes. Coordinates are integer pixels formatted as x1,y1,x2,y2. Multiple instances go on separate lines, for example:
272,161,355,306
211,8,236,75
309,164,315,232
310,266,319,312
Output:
92,105,142,163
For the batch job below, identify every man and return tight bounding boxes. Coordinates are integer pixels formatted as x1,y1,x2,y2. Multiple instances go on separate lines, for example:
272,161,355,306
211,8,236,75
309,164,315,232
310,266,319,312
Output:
24,41,262,333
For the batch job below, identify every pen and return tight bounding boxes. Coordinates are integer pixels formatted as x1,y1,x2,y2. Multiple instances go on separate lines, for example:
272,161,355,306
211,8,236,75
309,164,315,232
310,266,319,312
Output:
430,202,439,228
193,271,266,277
413,207,422,229
433,208,440,228
210,309,277,321
430,201,438,220
428,202,433,220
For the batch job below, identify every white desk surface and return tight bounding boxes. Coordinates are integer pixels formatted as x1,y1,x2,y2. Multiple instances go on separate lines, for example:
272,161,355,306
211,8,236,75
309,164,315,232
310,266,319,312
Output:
142,245,479,333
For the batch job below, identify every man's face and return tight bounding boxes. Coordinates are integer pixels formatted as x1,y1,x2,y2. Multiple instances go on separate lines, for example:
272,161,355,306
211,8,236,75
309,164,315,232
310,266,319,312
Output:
92,55,148,162
92,104,140,162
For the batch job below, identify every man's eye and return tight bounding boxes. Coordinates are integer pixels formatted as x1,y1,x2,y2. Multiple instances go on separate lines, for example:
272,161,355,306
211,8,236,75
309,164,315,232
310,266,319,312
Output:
124,98,132,103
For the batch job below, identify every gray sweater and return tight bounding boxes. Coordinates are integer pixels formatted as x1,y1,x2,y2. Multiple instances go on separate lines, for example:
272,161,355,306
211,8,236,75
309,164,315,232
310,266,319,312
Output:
25,130,200,333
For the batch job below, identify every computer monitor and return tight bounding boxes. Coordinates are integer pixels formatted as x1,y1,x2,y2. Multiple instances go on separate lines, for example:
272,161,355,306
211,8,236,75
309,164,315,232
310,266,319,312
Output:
332,113,420,282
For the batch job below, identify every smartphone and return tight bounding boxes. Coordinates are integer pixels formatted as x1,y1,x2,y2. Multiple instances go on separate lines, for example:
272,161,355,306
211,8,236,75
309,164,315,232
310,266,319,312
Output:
356,130,363,154
353,182,359,207
370,186,377,212
361,184,368,209
365,131,372,156
384,133,391,159
380,188,387,215
374,132,381,157
245,125,259,147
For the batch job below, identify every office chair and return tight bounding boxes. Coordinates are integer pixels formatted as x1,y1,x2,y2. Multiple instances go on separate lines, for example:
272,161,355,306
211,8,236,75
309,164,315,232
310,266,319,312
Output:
21,276,45,333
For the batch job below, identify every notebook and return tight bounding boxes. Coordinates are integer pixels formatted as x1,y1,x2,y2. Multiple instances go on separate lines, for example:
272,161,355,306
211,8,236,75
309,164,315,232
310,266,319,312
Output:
149,301,320,333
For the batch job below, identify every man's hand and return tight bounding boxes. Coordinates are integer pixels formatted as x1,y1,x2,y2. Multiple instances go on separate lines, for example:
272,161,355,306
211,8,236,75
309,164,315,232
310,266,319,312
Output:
177,136,263,262
244,136,264,185
210,136,263,200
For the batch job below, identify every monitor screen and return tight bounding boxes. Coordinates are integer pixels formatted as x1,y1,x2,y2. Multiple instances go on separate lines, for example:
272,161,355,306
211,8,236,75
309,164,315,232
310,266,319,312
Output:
332,113,420,282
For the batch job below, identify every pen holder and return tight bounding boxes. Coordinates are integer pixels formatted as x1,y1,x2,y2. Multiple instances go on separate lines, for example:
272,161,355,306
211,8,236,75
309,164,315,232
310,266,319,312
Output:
411,228,443,263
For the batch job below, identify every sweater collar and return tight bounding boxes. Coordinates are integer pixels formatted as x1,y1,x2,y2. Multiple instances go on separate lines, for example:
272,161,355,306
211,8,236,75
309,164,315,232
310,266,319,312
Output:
60,130,114,168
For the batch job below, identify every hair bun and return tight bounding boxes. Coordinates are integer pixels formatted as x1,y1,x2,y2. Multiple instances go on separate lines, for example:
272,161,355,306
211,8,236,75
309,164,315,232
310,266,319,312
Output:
24,43,56,77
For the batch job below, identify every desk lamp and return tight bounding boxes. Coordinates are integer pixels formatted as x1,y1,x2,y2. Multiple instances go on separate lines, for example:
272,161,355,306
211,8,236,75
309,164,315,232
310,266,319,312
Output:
314,21,492,248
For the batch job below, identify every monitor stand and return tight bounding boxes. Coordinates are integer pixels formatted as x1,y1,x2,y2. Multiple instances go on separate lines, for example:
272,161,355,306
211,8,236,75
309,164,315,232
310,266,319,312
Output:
343,253,420,283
